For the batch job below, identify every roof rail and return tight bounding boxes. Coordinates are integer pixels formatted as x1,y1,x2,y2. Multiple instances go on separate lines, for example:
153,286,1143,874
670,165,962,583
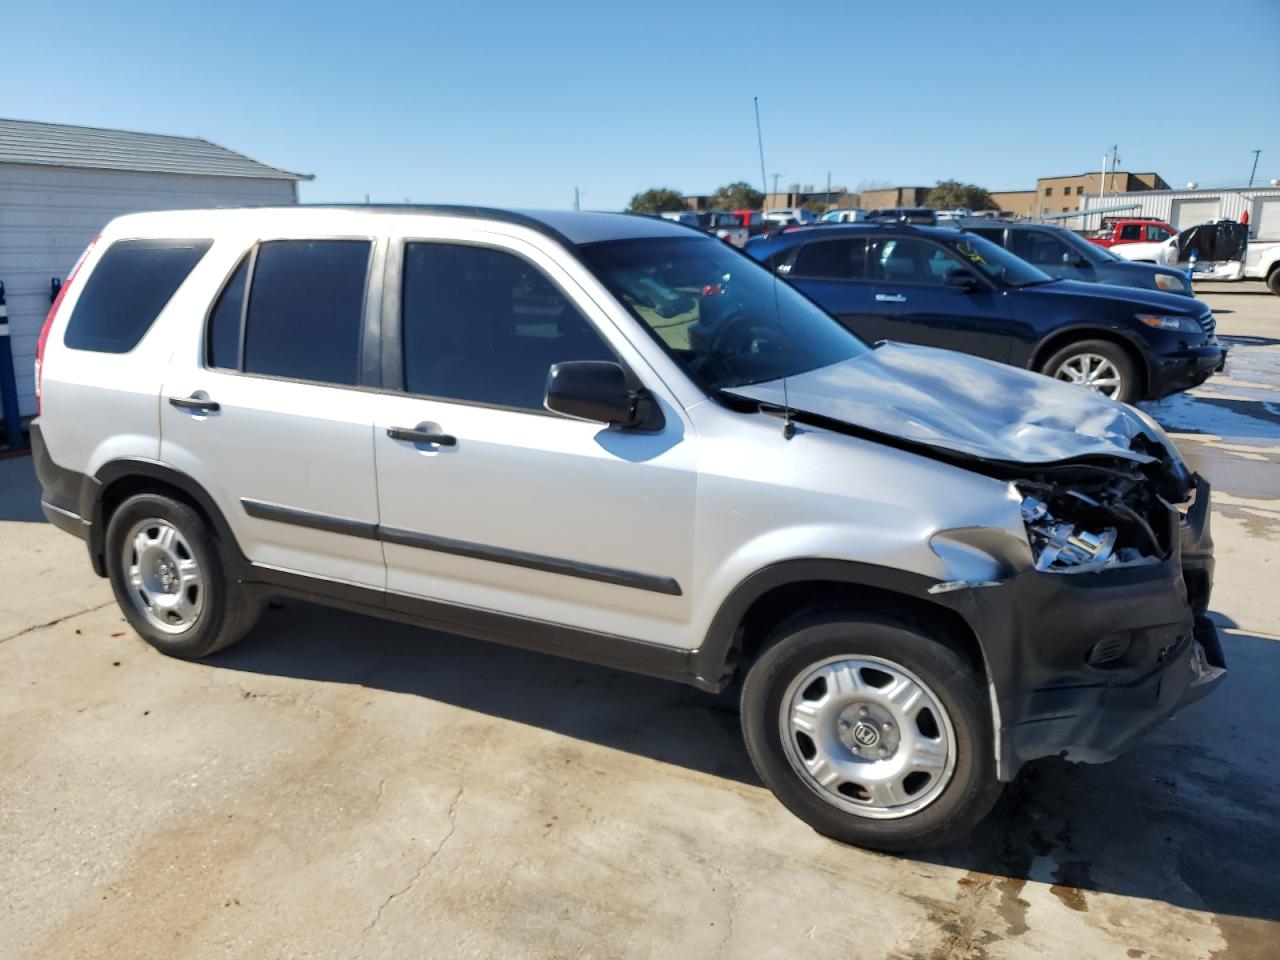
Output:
303,203,579,247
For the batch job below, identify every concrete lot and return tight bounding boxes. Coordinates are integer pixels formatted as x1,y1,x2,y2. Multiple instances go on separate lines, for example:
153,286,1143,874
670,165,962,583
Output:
2,282,1277,960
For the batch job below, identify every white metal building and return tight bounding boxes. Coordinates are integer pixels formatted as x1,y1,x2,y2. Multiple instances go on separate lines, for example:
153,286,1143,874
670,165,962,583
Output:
0,118,310,422
1079,185,1280,239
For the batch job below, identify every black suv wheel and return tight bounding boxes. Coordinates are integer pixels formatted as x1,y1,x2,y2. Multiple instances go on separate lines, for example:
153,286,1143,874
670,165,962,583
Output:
740,612,1002,852
1040,338,1139,403
105,492,261,659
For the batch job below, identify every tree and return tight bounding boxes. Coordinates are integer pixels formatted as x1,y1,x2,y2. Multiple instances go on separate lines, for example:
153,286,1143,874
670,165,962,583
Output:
710,181,764,211
925,180,997,211
627,188,687,213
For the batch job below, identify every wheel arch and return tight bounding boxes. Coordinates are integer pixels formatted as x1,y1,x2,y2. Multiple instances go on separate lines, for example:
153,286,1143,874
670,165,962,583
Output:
692,560,989,688
1028,326,1152,397
86,459,250,580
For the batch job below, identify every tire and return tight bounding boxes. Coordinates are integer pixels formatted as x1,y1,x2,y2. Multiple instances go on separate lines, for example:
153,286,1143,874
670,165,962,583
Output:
1039,338,1139,403
740,612,1001,852
1267,265,1280,297
105,492,261,659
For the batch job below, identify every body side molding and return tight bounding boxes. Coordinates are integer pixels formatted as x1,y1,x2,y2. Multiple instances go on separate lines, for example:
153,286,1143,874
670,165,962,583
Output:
240,498,682,597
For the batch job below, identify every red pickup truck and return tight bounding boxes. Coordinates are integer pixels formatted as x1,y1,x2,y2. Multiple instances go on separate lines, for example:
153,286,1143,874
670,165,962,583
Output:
1090,218,1176,248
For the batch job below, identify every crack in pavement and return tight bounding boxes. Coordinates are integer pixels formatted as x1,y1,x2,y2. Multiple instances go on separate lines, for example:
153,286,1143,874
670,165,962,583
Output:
0,600,115,646
356,786,464,954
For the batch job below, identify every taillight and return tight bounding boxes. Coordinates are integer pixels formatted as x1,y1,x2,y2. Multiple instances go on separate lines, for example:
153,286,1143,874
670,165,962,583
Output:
35,236,97,414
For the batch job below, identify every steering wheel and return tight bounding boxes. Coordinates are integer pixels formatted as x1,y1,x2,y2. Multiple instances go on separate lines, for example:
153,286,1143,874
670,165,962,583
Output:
706,308,763,358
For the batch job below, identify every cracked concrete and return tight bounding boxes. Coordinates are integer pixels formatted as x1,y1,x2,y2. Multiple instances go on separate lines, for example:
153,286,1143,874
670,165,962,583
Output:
1,284,1277,959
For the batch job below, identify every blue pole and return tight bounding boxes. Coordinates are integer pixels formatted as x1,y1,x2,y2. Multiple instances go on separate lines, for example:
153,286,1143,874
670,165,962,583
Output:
0,281,25,448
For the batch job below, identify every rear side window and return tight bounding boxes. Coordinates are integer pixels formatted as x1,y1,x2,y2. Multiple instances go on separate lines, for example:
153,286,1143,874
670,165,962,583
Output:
63,239,211,352
1119,224,1143,240
789,238,867,280
241,240,371,386
206,256,249,370
969,227,1006,246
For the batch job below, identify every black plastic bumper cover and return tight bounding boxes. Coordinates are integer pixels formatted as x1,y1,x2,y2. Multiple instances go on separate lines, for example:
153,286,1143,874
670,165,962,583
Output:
938,475,1225,780
31,422,91,541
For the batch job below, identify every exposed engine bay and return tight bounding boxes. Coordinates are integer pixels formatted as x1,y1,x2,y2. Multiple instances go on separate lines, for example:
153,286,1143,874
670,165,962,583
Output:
1011,440,1190,574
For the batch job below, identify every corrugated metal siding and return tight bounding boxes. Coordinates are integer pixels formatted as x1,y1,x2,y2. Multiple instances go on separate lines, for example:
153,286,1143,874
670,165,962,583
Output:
0,119,309,181
0,164,296,419
1081,187,1280,240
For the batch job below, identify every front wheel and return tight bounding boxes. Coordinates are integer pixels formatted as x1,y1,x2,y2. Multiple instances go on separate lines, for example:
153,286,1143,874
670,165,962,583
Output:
1040,338,1139,403
740,613,1001,852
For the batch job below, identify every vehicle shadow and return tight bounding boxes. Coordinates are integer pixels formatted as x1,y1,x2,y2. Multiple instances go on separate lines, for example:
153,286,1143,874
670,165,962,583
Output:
208,601,759,785
212,603,1280,926
1219,334,1280,348
0,454,48,522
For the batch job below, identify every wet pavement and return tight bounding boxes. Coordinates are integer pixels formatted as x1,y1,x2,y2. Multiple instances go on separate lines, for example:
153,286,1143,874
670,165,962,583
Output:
1,281,1277,959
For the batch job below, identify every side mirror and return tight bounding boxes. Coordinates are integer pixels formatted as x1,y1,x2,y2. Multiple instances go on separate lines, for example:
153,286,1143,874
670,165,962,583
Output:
943,269,978,290
544,361,664,431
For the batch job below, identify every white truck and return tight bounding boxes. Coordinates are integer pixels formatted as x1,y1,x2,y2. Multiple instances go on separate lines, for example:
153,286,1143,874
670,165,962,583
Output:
1150,230,1280,296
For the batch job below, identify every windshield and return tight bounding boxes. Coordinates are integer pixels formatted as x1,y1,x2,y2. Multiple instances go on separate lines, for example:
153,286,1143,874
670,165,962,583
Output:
948,233,1054,286
578,237,869,390
1055,227,1120,264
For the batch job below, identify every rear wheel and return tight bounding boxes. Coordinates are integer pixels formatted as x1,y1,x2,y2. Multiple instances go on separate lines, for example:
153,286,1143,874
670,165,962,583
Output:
105,493,260,659
740,612,1001,852
1267,265,1280,297
1040,338,1139,403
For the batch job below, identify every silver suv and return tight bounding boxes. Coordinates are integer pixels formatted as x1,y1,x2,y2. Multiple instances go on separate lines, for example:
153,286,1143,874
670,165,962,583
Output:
32,206,1224,851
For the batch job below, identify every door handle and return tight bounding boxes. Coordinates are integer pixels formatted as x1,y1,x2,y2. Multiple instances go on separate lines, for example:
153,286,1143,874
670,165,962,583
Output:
387,426,457,446
875,294,908,303
168,395,220,413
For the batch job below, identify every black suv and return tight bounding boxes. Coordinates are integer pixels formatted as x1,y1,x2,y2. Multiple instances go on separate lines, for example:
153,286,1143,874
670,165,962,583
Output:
746,224,1226,403
957,220,1194,297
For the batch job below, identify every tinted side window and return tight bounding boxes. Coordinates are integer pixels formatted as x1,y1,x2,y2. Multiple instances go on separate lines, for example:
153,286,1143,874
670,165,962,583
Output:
969,227,1006,246
789,239,867,280
1148,226,1172,242
868,238,962,285
64,239,211,353
1119,224,1143,240
1010,230,1072,266
402,243,614,412
242,240,370,386
206,255,249,370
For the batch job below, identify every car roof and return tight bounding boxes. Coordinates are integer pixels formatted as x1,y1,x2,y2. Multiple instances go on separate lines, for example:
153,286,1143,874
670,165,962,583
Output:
758,222,961,243
100,204,704,247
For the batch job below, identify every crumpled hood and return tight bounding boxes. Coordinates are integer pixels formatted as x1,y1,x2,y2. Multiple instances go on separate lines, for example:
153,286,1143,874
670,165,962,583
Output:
726,342,1163,466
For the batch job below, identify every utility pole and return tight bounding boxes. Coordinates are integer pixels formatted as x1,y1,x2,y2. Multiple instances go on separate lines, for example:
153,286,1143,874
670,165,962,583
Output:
1249,149,1262,187
1098,152,1108,227
753,97,768,203
826,171,831,208
1109,144,1120,194
771,172,781,198
573,186,581,211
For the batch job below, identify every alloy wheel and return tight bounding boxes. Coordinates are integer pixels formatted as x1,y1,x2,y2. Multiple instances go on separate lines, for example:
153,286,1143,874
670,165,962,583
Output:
122,518,205,634
1053,352,1123,399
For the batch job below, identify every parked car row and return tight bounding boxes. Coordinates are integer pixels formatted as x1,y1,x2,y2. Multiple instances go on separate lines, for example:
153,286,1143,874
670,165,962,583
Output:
659,210,749,247
745,221,1225,403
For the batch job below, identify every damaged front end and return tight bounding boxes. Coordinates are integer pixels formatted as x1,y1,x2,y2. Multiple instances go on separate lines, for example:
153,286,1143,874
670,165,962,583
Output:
932,439,1226,779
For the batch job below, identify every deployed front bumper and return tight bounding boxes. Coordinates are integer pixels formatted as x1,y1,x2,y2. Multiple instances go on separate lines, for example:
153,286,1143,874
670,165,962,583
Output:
941,475,1225,780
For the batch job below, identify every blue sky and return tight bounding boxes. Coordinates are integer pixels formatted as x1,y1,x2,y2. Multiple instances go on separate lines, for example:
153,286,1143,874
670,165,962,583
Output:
5,0,1278,209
